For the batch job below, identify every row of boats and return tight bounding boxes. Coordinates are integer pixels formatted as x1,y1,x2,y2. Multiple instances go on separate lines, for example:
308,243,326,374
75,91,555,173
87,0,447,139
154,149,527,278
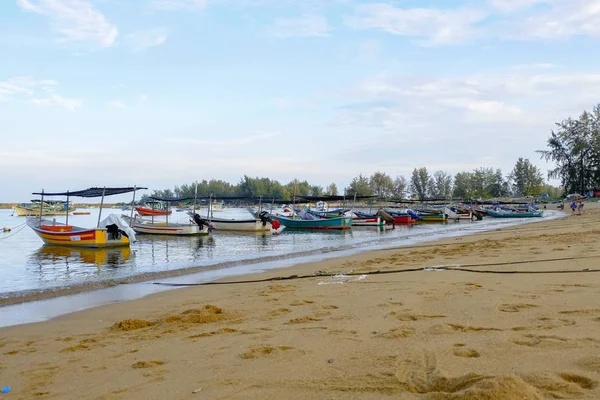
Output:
21,186,544,249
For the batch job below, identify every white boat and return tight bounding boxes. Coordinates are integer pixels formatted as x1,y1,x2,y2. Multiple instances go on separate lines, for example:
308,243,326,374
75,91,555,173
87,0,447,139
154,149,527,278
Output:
122,214,209,236
190,211,275,233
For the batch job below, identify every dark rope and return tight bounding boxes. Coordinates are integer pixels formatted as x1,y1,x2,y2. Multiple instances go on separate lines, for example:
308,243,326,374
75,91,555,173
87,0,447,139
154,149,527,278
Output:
152,254,600,286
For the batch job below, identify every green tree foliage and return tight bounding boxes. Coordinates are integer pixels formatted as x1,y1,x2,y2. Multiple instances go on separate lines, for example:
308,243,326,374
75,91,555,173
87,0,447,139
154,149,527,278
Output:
538,104,600,194
347,174,373,196
410,167,431,200
327,183,338,196
452,172,473,199
509,158,544,196
429,171,453,199
392,175,408,199
310,185,324,196
369,171,394,199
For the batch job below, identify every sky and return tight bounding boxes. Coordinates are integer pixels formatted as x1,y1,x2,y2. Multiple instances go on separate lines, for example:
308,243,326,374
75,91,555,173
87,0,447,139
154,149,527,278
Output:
2,0,600,202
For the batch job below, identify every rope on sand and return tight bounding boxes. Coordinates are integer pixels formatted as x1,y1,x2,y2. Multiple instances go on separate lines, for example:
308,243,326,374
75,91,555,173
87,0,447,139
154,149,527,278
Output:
152,254,600,287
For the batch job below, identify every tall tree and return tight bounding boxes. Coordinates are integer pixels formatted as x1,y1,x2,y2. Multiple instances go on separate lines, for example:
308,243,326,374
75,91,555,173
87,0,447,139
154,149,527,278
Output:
538,104,600,194
347,174,373,196
392,175,408,199
509,158,544,196
452,172,473,199
369,171,394,199
429,171,453,199
410,167,431,200
310,185,324,196
327,183,338,196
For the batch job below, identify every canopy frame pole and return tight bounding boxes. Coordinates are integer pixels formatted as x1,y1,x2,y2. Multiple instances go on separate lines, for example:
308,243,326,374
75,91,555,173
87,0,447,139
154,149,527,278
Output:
192,182,198,222
151,201,155,224
97,186,106,228
129,185,137,223
65,191,70,226
259,196,262,214
39,189,44,222
166,200,169,225
270,197,274,214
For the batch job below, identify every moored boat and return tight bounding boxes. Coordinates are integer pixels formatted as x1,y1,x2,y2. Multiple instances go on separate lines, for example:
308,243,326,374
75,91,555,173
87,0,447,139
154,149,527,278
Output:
26,187,143,248
192,211,276,232
122,215,209,236
135,206,172,216
486,209,543,218
272,214,351,230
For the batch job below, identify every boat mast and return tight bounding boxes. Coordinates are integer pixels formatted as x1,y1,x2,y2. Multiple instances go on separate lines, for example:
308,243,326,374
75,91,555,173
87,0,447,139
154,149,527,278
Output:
192,182,198,216
129,185,137,223
166,199,169,225
65,191,70,226
97,186,106,228
151,200,155,224
39,189,44,221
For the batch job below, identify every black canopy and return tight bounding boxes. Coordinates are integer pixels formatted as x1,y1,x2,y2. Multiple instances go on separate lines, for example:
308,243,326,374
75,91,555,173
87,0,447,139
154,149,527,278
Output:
299,195,376,201
149,196,195,202
32,187,146,198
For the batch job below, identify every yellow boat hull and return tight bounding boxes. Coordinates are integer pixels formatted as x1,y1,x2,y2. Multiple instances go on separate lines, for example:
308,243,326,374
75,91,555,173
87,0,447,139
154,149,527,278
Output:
13,205,73,217
27,219,130,248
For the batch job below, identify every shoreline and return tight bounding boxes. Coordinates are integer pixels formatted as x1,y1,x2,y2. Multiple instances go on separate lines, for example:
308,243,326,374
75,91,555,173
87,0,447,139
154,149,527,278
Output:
1,207,599,399
0,212,565,324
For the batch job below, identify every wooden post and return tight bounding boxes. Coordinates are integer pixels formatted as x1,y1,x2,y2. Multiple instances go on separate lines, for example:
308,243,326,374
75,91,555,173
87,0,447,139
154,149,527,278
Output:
97,187,106,228
39,189,44,221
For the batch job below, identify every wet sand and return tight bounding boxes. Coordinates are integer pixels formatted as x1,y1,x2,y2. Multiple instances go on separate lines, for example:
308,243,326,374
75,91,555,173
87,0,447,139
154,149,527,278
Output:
1,204,600,399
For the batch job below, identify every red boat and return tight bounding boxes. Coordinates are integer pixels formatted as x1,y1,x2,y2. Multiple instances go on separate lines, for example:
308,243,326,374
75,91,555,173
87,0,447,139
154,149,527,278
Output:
391,214,412,224
135,207,172,216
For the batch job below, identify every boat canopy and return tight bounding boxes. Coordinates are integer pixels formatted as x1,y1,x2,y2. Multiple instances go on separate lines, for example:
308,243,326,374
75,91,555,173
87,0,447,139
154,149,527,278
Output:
149,196,195,202
299,195,377,201
32,187,146,198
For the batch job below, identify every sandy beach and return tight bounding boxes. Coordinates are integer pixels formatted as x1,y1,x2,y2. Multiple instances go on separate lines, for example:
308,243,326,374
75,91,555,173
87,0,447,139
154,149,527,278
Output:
1,204,599,399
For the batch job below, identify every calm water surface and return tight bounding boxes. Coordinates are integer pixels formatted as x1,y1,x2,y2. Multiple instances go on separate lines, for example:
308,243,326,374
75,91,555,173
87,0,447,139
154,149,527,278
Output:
0,207,563,300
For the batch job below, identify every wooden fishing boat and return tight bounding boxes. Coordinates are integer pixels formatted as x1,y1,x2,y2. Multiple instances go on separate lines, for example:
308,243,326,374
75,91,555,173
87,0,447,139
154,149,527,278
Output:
73,211,91,215
486,209,543,218
194,211,276,232
26,186,144,248
122,215,209,236
13,201,74,216
272,215,351,230
416,211,448,222
351,216,384,227
135,206,172,216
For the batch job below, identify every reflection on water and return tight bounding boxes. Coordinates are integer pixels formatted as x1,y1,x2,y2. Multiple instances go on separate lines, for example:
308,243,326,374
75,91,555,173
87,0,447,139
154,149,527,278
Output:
0,208,564,298
33,245,132,266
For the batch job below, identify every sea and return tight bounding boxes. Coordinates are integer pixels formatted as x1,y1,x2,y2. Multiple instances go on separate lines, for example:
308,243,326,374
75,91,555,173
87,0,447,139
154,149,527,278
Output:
0,206,564,327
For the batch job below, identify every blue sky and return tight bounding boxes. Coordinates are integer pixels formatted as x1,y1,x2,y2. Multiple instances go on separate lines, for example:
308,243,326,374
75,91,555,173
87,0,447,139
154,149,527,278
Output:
2,0,600,202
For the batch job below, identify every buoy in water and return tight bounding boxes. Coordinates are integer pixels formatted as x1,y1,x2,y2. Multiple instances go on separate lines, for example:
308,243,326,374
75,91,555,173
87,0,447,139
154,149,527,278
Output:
271,220,281,230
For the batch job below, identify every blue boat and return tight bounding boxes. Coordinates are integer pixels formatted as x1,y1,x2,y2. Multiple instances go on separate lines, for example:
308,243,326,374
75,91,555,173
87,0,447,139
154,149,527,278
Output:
486,209,543,218
272,215,352,230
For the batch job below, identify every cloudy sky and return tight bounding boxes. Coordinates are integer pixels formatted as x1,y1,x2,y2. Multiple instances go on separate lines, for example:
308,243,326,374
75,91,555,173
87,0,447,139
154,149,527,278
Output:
1,0,599,202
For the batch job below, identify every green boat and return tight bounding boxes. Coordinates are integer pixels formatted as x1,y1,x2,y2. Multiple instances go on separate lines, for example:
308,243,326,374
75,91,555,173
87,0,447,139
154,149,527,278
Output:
272,215,352,230
486,209,543,218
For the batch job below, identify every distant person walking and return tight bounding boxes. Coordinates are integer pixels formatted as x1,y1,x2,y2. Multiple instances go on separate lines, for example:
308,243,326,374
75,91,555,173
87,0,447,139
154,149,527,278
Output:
571,201,577,213
577,201,584,215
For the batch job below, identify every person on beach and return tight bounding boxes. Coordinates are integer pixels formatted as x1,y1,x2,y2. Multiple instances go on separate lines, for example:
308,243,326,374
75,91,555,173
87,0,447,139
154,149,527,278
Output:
571,202,577,213
578,201,584,215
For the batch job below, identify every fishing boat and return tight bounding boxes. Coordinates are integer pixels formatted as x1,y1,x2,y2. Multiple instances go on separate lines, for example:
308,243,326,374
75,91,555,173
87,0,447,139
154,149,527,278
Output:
272,215,351,230
26,187,144,248
486,209,543,218
135,205,172,216
351,215,385,227
13,200,75,216
123,214,209,235
191,211,277,232
126,192,210,236
72,211,91,215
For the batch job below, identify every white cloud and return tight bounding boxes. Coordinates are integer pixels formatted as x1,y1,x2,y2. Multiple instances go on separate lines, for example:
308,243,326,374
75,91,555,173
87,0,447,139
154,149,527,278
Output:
150,0,209,11
29,94,82,111
140,94,148,102
167,132,280,146
267,15,331,38
108,100,127,109
488,0,553,12
511,63,558,70
346,3,487,45
125,28,168,52
16,0,117,47
517,0,600,39
0,77,81,110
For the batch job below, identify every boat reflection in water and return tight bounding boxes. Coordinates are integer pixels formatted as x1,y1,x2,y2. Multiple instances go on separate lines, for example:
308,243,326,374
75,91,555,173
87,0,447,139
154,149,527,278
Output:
33,245,132,267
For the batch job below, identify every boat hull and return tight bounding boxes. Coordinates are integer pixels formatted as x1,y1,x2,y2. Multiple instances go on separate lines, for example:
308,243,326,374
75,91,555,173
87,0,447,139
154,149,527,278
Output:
486,209,543,218
351,217,384,227
209,218,272,232
13,205,72,217
123,216,208,236
273,216,351,230
135,207,172,216
26,218,130,248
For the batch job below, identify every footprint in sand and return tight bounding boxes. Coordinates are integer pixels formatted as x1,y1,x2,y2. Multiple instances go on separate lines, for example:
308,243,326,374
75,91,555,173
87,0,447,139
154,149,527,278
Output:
522,372,597,397
453,348,480,358
239,345,296,359
508,334,598,348
390,312,446,321
428,324,502,335
378,327,415,339
497,303,539,313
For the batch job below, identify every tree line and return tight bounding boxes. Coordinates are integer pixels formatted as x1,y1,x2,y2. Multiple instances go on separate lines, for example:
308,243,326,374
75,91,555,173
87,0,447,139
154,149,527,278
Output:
142,157,559,204
538,103,600,195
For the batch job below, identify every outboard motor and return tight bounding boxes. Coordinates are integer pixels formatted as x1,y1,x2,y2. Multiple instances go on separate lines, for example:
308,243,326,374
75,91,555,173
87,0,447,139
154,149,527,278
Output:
258,211,271,227
192,213,214,232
